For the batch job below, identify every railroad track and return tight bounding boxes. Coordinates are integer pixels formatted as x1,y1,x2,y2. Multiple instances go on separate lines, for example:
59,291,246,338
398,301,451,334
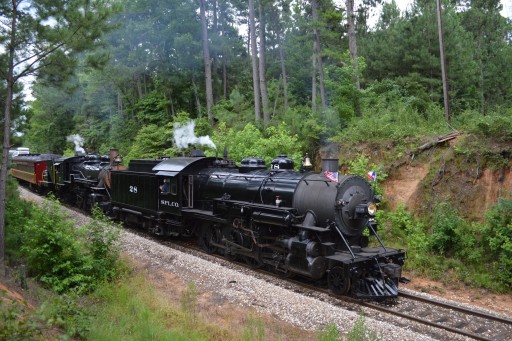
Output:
22,188,512,340
161,236,512,341
365,291,512,341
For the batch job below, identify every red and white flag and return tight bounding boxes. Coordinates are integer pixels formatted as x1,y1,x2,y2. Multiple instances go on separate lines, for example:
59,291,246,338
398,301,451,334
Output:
367,171,377,181
324,171,338,182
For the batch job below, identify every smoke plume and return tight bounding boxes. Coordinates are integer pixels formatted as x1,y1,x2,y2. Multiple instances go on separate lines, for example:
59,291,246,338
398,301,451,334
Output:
173,121,216,150
66,134,86,154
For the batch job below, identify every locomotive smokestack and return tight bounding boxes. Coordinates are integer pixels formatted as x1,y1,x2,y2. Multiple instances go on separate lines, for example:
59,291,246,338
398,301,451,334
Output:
321,158,339,172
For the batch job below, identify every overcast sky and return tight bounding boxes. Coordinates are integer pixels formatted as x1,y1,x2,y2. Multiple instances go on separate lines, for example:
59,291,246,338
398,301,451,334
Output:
388,0,512,18
351,0,512,28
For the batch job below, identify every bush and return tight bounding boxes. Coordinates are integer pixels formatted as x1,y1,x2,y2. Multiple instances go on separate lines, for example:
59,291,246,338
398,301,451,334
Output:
482,198,512,289
40,292,92,338
9,195,122,294
20,199,95,293
346,155,387,197
430,203,467,256
0,291,41,340
345,313,380,341
317,323,339,341
377,205,430,269
5,184,33,264
333,81,447,144
456,110,512,141
212,122,304,167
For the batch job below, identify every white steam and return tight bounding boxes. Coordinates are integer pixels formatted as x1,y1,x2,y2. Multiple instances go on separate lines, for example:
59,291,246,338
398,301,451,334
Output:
173,121,216,150
66,134,85,154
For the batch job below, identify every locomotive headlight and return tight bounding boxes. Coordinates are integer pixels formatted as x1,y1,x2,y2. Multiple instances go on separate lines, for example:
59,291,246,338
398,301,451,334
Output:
367,203,377,216
354,203,377,218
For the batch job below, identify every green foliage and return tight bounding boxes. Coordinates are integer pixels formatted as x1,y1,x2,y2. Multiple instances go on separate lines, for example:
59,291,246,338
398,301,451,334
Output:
212,122,304,167
334,80,447,144
180,281,198,324
135,90,171,125
325,52,365,123
380,197,512,291
242,314,265,341
280,105,326,144
429,202,485,262
377,205,430,269
430,203,467,256
81,206,123,284
88,275,229,340
0,291,42,341
40,293,92,339
346,155,387,196
482,198,512,289
317,323,339,341
124,123,176,162
5,181,32,264
455,110,512,142
19,199,94,293
6,195,122,294
212,89,254,130
345,314,380,341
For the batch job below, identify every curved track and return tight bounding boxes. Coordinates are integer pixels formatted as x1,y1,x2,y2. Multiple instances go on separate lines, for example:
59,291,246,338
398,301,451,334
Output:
365,291,512,341
166,235,512,341
22,188,512,340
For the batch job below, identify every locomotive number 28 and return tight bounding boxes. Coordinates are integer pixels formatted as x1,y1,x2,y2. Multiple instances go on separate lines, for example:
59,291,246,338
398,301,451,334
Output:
129,185,138,193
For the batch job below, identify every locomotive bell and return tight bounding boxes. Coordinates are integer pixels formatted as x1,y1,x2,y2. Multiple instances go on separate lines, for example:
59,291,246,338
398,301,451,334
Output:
302,154,312,169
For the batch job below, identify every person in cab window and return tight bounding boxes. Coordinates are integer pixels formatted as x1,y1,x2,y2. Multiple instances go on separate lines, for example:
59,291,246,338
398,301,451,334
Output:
160,178,170,194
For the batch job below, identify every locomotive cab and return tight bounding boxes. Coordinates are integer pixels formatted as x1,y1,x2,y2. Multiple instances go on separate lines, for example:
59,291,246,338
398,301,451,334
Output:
156,172,180,214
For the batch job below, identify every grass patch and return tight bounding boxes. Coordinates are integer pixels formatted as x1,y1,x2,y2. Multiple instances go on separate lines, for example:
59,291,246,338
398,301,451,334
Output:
86,274,234,341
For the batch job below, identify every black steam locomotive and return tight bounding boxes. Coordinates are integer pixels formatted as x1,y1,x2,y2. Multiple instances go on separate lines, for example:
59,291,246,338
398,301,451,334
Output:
11,149,405,299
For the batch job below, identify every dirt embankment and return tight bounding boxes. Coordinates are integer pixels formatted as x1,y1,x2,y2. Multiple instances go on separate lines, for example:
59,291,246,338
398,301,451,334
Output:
382,137,512,220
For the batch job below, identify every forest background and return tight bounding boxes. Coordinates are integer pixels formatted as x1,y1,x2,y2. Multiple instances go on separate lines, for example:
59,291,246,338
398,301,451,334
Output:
3,0,512,293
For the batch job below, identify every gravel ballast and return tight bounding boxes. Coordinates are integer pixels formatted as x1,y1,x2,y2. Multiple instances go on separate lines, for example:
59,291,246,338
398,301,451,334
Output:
18,187,473,340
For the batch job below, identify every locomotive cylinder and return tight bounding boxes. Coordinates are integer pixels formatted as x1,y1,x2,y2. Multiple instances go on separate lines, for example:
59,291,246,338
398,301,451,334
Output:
285,253,326,279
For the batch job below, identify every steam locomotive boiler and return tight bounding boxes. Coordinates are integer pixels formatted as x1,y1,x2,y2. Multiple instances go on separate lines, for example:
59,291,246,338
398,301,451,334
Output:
110,153,405,299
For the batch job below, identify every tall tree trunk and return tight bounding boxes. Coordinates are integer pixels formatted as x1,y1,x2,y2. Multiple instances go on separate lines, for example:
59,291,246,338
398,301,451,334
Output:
278,38,289,111
249,0,261,122
192,79,202,117
0,1,18,270
136,74,143,98
346,0,361,116
311,0,326,109
117,92,124,112
258,1,270,126
346,0,359,89
311,49,317,112
212,53,219,104
200,0,214,124
212,0,219,104
222,57,227,99
436,0,450,121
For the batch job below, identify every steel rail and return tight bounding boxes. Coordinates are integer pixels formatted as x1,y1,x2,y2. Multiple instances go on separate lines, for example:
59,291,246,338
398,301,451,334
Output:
25,188,511,341
361,300,495,341
399,290,512,325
